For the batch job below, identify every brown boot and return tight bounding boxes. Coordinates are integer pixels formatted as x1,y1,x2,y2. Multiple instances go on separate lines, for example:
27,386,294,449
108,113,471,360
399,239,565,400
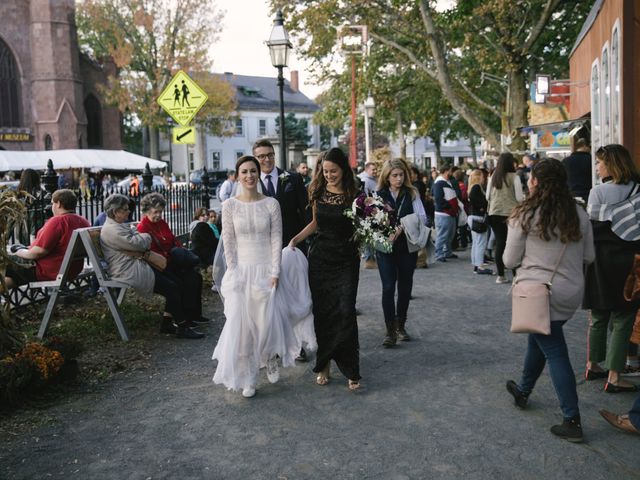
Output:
382,319,399,348
397,318,411,341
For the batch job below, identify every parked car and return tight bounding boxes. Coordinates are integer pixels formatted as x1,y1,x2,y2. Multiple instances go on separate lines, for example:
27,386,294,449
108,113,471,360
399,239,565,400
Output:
190,169,227,197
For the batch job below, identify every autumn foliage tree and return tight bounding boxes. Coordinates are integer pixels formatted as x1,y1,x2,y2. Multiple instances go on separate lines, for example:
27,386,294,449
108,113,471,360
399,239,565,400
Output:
77,0,237,159
272,0,591,152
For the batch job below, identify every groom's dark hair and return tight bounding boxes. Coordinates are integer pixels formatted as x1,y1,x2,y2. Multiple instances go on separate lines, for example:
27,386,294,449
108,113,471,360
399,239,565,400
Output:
252,139,274,154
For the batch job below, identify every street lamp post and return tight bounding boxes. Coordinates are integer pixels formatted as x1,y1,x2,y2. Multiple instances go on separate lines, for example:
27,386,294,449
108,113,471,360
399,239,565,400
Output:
363,94,375,164
409,120,417,163
267,10,292,171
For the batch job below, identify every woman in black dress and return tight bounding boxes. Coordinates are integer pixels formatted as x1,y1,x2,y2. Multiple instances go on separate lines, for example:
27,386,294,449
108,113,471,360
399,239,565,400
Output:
289,148,361,391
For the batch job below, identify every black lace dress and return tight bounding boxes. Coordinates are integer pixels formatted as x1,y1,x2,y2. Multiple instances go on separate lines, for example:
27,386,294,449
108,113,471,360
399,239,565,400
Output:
308,190,361,381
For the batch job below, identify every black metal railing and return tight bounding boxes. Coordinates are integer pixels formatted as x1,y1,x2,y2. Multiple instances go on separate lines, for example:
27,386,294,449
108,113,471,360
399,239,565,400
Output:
4,161,213,309
9,161,213,245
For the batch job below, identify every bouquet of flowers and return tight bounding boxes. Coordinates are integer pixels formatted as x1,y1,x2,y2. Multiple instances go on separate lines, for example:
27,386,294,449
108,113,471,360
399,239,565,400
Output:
344,192,398,253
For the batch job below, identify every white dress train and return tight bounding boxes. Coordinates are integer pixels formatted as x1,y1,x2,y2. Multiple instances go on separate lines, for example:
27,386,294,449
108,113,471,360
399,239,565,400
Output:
212,197,307,391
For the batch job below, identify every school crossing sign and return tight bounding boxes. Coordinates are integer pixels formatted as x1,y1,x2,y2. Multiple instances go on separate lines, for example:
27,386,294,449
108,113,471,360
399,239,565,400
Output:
157,70,208,126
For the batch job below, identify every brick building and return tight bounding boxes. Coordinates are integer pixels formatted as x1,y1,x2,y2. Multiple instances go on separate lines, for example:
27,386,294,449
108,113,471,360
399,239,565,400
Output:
569,0,640,170
0,0,121,152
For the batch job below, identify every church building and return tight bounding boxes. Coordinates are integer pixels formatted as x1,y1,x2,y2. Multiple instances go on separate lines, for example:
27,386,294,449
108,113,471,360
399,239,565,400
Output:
0,0,121,152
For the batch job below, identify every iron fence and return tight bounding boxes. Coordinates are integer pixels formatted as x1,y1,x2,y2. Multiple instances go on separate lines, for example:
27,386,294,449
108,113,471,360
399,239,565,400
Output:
9,166,213,246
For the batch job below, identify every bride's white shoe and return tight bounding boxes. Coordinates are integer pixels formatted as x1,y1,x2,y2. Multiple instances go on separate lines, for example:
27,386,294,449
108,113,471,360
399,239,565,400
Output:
266,357,280,383
242,386,256,398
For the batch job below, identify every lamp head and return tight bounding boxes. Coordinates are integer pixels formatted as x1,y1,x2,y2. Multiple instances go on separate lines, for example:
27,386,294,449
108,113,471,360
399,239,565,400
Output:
364,95,376,118
267,10,292,68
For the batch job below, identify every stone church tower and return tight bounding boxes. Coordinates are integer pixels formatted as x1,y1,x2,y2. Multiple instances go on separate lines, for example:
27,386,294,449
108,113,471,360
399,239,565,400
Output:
29,0,85,150
0,0,121,151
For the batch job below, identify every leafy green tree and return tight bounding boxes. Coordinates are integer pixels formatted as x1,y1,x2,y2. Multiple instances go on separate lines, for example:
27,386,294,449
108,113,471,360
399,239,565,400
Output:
272,0,591,152
276,113,312,147
76,0,236,159
122,114,143,155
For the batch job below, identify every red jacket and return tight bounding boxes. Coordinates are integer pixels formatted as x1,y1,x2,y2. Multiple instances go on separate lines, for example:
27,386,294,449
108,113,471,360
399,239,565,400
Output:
137,216,181,258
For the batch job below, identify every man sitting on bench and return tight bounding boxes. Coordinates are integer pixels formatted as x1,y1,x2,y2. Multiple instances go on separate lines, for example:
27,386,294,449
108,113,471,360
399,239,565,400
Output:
5,189,90,288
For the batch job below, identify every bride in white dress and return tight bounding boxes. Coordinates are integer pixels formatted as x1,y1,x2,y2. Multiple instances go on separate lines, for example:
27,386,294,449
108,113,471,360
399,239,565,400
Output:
212,156,303,398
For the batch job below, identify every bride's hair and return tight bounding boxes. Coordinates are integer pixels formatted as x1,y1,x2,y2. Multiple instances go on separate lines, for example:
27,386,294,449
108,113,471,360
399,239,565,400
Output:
235,155,260,175
308,148,358,207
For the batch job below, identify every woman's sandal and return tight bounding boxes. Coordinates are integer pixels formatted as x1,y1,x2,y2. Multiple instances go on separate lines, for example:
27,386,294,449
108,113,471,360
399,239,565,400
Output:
348,380,361,391
316,365,330,386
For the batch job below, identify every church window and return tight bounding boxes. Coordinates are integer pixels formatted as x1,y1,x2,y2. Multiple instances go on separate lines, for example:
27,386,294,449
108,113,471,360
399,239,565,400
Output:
0,38,21,127
84,94,103,148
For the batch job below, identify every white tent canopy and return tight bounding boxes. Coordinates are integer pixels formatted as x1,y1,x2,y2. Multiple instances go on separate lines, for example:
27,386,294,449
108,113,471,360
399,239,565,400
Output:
0,149,168,172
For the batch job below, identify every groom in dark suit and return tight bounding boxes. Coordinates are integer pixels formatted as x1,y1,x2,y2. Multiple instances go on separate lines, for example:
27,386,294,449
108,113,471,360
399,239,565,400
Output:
253,139,309,249
253,139,310,362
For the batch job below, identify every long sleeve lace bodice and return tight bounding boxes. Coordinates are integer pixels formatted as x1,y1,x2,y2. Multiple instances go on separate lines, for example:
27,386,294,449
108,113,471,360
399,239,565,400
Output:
221,197,283,277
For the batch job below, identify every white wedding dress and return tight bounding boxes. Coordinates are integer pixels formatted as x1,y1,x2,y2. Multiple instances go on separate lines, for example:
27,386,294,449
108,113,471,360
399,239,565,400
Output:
212,196,313,392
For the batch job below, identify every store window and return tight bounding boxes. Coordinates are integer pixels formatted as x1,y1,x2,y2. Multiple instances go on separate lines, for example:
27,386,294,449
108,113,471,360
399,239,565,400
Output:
611,23,620,143
601,45,610,146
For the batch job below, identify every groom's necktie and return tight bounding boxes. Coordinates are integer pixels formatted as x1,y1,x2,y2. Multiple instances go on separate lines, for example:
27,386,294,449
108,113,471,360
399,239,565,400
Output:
265,174,276,197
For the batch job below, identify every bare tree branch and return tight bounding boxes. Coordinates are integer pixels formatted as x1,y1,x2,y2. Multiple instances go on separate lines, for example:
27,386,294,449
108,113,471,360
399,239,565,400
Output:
480,32,508,56
417,0,500,147
369,32,438,81
523,0,562,53
456,79,501,117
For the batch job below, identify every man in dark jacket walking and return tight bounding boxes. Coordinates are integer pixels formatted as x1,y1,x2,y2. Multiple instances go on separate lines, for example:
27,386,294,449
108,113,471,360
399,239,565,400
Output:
563,137,592,203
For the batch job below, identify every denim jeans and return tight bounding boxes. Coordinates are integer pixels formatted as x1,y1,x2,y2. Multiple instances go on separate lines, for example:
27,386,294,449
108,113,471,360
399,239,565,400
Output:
518,321,580,420
467,215,488,267
376,250,417,328
435,214,456,260
361,244,374,261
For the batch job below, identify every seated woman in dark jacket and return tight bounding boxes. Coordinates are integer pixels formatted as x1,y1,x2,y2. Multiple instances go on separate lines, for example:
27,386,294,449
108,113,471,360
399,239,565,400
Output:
189,207,218,265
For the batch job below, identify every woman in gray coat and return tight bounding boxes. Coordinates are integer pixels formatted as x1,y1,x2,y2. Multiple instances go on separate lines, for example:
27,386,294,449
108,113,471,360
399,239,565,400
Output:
100,194,204,339
503,159,595,443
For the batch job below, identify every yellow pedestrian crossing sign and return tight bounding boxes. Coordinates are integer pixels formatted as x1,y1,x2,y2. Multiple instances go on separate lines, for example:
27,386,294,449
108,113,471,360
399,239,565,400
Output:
158,70,208,126
172,126,196,145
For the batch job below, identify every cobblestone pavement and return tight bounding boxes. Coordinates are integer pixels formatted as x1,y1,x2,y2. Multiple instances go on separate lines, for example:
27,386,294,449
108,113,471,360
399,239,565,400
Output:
2,251,639,479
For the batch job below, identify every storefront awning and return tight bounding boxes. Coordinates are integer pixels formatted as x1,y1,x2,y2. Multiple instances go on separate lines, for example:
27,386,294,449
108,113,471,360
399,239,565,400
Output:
518,118,590,153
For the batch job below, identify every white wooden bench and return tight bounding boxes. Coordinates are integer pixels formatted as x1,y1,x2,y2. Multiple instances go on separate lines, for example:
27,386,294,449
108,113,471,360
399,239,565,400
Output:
34,226,130,341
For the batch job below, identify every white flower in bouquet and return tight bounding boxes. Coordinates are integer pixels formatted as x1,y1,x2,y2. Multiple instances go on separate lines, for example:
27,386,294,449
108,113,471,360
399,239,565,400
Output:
343,192,399,253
